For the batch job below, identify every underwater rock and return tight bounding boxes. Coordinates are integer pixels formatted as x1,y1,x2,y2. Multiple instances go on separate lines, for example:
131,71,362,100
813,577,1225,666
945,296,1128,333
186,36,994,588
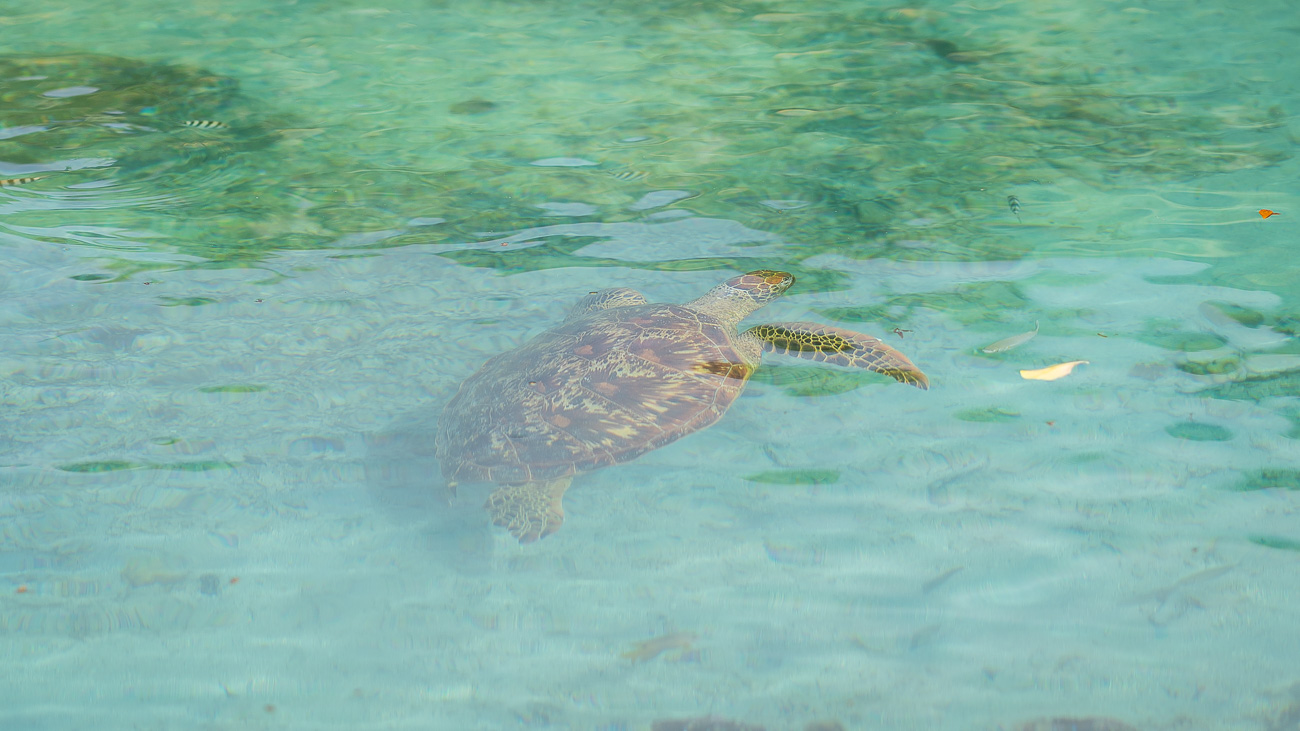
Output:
1199,367,1300,402
0,53,274,176
0,53,235,128
1012,718,1140,731
449,99,497,114
1229,469,1300,492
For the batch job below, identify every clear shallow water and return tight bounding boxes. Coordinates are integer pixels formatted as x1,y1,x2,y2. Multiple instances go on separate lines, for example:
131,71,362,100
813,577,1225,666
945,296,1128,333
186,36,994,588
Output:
1,1,1298,729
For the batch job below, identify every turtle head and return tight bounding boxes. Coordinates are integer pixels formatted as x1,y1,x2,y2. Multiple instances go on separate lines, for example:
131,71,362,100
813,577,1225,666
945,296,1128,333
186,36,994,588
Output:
725,270,795,301
689,269,795,323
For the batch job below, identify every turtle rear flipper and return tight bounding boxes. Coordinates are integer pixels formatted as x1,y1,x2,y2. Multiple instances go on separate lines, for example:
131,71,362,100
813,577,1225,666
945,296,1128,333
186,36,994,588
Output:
747,321,930,390
485,478,572,543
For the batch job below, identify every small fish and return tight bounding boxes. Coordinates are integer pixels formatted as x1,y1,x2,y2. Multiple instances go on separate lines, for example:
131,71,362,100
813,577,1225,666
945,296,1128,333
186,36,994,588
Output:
1020,360,1088,381
921,566,964,594
608,169,649,182
763,540,824,566
924,39,976,65
980,321,1038,353
908,622,942,650
1007,195,1021,221
181,119,230,130
620,631,697,662
1259,209,1279,218
1137,563,1234,627
0,176,43,187
448,99,497,115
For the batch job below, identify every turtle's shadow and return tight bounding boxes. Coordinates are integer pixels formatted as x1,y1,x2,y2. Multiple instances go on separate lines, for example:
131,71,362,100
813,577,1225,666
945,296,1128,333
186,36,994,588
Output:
360,411,495,574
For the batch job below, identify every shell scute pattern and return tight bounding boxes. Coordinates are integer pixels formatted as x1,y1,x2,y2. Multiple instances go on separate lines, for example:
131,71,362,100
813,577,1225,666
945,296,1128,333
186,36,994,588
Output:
436,269,931,543
438,303,749,485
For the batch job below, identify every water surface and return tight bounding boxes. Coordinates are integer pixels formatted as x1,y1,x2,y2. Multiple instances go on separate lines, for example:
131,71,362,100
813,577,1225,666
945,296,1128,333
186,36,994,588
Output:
2,0,1298,729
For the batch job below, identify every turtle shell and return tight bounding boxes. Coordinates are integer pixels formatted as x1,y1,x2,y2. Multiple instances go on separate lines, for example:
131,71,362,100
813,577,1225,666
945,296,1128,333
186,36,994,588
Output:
436,303,756,485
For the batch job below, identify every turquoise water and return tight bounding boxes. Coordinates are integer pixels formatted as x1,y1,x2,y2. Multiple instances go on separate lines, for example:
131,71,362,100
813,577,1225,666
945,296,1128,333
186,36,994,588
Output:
2,0,1298,728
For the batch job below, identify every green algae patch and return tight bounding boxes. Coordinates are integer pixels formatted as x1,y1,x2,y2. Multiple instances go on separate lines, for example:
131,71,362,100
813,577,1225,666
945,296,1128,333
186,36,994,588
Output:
56,459,236,474
5,2,1292,273
1249,535,1300,552
58,460,140,473
198,384,268,394
1199,368,1300,402
148,461,238,472
1285,408,1300,440
158,297,219,307
1203,301,1265,328
954,407,1021,423
1176,357,1242,377
744,469,840,486
1135,320,1227,352
1230,469,1300,492
1165,422,1233,442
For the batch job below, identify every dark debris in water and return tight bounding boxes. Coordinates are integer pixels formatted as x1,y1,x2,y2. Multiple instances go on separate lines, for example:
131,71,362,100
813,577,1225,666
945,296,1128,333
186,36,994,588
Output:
1265,682,1300,731
652,718,766,731
923,39,979,65
1012,718,1140,731
650,719,844,731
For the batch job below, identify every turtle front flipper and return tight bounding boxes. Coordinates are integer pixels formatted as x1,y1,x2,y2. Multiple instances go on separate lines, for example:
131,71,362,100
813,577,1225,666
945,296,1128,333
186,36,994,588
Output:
747,322,930,390
485,478,572,543
565,288,648,321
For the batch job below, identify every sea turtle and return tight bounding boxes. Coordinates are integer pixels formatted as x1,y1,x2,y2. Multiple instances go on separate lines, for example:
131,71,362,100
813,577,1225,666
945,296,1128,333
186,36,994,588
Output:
435,269,928,543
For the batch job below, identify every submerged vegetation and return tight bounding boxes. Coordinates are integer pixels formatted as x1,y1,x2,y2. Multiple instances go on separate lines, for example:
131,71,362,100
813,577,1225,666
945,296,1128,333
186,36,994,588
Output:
1,1,1289,277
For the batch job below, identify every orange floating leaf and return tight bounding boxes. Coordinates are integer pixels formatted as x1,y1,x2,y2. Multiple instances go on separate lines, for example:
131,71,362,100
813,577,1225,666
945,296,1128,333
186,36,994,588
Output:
1020,360,1089,381
1260,209,1279,218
